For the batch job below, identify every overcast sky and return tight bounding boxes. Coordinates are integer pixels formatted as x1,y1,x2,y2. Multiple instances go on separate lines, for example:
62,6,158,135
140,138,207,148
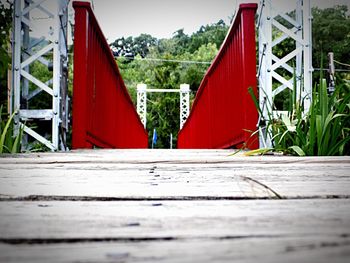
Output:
77,0,350,42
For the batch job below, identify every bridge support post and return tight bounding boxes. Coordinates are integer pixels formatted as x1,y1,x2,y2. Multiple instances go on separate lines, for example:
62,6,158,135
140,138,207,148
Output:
11,0,69,151
257,0,313,148
180,84,190,129
137,84,147,128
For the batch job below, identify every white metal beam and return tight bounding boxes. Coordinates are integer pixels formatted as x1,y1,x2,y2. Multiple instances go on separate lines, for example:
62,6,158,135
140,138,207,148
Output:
20,43,54,69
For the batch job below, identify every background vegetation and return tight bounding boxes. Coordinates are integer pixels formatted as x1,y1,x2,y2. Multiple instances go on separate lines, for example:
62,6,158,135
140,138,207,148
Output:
113,22,226,147
0,0,12,108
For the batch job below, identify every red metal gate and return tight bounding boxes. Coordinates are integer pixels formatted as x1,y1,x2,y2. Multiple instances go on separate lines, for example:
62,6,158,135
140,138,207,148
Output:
177,4,258,149
72,1,148,149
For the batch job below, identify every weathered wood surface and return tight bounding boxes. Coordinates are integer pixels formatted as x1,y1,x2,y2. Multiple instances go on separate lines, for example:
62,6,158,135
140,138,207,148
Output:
1,200,350,239
0,150,349,199
0,149,350,262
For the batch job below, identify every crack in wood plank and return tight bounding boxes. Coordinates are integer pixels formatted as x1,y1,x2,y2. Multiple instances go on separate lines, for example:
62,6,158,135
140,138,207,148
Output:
285,240,350,252
0,237,177,245
241,176,283,199
0,234,295,245
2,235,350,246
1,194,350,201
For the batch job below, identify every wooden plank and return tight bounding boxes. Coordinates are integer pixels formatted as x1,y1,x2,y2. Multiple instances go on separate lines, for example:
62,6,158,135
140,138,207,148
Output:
0,169,349,199
0,151,349,199
0,149,349,164
0,200,350,262
0,200,349,239
1,236,350,263
0,150,350,263
0,149,236,164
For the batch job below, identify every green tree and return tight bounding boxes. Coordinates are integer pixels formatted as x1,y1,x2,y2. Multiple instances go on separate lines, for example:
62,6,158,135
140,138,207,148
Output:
116,41,219,148
312,5,350,71
179,43,218,92
172,28,190,55
0,0,13,107
110,34,157,58
114,20,228,148
188,20,228,53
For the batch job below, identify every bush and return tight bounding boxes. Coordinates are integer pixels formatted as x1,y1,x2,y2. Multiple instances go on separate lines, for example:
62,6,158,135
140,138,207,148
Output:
248,78,350,156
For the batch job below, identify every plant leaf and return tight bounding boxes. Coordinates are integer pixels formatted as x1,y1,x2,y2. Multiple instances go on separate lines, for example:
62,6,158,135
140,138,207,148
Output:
0,111,16,154
244,148,273,156
289,146,305,156
11,124,23,154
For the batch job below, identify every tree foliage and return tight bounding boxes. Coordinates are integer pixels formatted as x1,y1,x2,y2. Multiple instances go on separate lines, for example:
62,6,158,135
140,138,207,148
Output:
312,5,350,70
0,0,13,107
187,19,228,53
115,20,228,148
110,34,158,58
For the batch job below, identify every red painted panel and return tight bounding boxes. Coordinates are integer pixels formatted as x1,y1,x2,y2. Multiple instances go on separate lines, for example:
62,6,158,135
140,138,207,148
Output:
72,1,148,149
178,4,258,149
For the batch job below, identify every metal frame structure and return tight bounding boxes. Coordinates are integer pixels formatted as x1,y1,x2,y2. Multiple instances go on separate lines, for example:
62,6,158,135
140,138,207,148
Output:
257,0,313,148
11,0,69,151
179,84,190,129
136,83,147,128
136,84,190,129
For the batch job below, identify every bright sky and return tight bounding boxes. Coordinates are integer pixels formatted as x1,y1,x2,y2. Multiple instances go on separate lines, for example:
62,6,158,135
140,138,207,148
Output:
81,0,350,42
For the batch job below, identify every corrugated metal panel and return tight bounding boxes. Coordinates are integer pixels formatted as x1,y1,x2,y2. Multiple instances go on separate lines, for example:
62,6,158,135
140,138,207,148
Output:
178,4,258,149
72,1,148,149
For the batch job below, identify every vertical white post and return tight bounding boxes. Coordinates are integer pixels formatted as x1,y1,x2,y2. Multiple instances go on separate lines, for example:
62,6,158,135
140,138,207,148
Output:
12,0,21,134
179,84,190,129
21,0,30,146
296,0,303,100
137,84,147,128
59,0,69,150
22,0,30,107
52,0,61,150
303,0,313,112
328,52,335,94
258,0,273,148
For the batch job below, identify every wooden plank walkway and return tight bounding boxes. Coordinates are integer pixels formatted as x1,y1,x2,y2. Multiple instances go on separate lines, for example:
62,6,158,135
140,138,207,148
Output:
0,149,349,262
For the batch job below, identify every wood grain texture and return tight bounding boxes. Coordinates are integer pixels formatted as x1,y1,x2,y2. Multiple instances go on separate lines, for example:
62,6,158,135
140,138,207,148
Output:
0,150,349,199
1,236,350,263
0,200,350,239
0,150,349,262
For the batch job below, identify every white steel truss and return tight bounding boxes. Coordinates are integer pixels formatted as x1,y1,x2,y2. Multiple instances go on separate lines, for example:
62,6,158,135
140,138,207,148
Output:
136,84,147,128
11,0,69,151
136,84,190,129
257,0,313,148
179,84,190,129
